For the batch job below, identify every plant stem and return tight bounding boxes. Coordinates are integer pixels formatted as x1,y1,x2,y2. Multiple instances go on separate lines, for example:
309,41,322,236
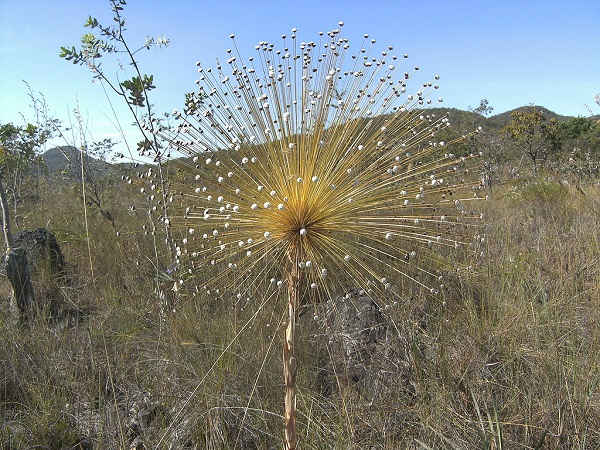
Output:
0,173,14,249
283,247,301,450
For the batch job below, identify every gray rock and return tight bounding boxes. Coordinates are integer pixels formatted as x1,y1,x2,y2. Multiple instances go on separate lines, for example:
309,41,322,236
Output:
12,228,65,275
320,289,413,403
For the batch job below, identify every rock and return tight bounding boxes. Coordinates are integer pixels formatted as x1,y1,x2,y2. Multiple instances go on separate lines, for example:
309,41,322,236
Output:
4,247,34,320
325,289,388,384
4,228,69,322
12,228,65,275
70,386,164,450
320,289,414,403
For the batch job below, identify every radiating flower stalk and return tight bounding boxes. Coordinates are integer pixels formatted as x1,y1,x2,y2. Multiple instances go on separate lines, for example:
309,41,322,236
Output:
145,23,485,449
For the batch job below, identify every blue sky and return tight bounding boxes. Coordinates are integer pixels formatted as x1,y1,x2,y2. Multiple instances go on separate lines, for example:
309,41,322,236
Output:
1,0,598,152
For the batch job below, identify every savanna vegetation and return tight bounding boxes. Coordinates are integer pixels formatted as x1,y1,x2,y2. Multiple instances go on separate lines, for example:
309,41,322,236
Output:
1,2,599,449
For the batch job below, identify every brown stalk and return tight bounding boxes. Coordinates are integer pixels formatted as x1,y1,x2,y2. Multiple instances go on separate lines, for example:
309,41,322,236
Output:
283,246,301,450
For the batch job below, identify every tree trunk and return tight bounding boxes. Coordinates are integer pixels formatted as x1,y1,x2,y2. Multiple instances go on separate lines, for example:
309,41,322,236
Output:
0,174,13,249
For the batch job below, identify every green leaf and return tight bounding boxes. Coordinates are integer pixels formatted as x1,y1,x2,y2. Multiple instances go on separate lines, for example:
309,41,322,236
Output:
84,16,99,28
58,47,71,58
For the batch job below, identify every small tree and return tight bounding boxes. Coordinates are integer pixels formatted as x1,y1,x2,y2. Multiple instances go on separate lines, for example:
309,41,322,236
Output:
558,117,600,180
0,122,40,173
0,81,62,223
60,0,174,256
59,0,169,160
500,106,560,173
56,137,120,226
0,122,51,224
468,99,495,188
471,98,494,120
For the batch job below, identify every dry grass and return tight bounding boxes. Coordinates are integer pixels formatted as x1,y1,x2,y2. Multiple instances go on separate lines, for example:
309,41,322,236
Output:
0,177,598,449
2,24,599,450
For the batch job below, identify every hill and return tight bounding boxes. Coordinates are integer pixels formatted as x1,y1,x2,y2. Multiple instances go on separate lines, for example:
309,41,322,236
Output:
402,105,575,136
40,105,584,176
489,105,572,124
42,145,112,174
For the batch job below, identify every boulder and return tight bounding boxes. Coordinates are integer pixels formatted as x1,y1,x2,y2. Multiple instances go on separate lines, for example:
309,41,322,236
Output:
4,228,66,322
12,228,65,275
320,289,414,403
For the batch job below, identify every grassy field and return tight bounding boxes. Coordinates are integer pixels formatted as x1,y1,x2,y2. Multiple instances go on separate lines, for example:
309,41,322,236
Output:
1,174,599,449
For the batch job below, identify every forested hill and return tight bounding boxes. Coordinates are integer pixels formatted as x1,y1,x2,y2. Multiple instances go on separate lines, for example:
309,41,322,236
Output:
425,105,575,131
41,105,599,180
42,145,109,173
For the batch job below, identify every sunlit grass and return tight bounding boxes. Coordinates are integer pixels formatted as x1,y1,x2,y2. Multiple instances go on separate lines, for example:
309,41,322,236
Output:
2,166,599,449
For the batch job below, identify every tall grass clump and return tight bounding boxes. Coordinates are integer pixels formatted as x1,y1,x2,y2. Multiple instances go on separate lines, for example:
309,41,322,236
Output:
145,23,486,449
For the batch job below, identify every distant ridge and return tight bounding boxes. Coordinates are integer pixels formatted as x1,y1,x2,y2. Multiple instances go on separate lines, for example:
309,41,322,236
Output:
40,106,587,173
489,105,572,123
42,145,112,174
